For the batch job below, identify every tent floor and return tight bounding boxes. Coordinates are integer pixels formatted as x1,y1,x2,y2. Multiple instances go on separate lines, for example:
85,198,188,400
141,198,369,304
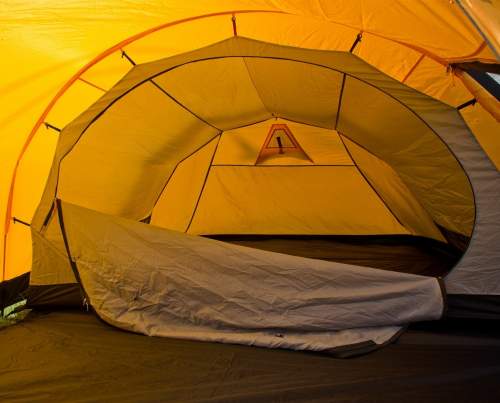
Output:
208,235,462,277
1,310,499,402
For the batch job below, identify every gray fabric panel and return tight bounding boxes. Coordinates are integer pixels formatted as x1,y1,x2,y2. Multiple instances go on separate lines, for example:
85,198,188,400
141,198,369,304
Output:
59,202,444,352
403,105,500,295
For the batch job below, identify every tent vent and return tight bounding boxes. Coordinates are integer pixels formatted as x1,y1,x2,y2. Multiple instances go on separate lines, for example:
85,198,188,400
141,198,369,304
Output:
256,124,313,164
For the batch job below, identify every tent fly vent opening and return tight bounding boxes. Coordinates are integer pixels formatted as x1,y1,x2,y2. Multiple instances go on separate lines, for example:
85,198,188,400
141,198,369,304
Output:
255,123,313,164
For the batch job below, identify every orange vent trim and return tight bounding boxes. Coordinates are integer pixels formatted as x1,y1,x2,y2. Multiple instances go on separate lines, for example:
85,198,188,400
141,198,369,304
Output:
255,124,313,164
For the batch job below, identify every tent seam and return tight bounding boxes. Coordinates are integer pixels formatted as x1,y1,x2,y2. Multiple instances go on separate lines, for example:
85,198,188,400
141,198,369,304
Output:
334,74,346,130
338,133,409,233
241,57,274,118
144,133,223,223
185,133,223,233
147,116,279,222
147,79,223,132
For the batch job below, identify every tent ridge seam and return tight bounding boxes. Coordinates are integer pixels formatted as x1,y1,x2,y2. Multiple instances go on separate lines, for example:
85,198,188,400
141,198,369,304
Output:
241,56,273,119
334,74,346,130
147,132,222,222
147,79,222,131
338,133,408,232
185,134,223,233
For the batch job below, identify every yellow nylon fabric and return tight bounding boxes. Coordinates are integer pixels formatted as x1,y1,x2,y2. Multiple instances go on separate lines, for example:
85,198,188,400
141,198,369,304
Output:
459,0,500,55
243,58,343,128
0,1,496,283
151,136,220,232
188,166,408,235
30,210,75,286
338,76,474,235
155,58,270,130
149,120,377,235
58,82,219,219
341,137,445,242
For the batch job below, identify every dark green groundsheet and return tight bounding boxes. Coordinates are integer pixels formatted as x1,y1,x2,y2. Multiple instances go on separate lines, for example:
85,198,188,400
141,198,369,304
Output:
1,311,500,402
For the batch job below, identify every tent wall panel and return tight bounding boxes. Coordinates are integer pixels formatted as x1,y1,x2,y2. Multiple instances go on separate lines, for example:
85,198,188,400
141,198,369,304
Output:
132,38,365,95
243,58,343,129
188,166,409,235
11,128,59,226
122,15,234,65
355,32,474,109
0,58,83,284
4,224,31,281
275,121,353,165
155,58,270,130
396,96,500,295
457,0,500,57
5,126,58,281
341,136,445,242
354,32,423,84
312,0,490,59
237,13,359,52
30,213,76,286
57,82,219,220
338,75,474,236
212,121,269,165
403,56,471,108
151,136,220,231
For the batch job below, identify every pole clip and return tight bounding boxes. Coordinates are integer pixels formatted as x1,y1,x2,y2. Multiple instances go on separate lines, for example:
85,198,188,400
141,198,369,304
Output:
349,32,363,53
44,122,61,133
13,217,30,227
121,49,136,66
457,98,477,110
